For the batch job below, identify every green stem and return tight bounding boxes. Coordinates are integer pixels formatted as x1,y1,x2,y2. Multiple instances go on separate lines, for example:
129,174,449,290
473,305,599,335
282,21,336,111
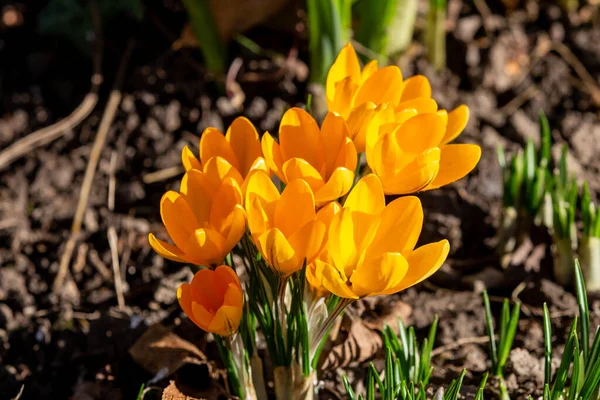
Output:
553,236,575,286
426,0,446,70
579,236,600,292
214,335,244,397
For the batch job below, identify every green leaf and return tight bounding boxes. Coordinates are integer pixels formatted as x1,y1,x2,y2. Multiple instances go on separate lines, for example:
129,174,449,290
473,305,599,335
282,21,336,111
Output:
551,318,578,400
543,303,552,386
574,260,590,363
343,374,357,400
482,291,498,370
539,111,551,168
136,384,145,400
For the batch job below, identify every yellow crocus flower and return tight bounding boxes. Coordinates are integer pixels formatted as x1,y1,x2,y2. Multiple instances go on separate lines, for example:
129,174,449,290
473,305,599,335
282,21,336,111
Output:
148,169,246,266
262,108,357,207
315,174,450,299
245,170,327,276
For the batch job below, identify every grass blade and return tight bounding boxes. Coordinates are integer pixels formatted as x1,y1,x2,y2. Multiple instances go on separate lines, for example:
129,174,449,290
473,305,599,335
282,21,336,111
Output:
543,303,552,386
574,259,590,362
482,291,498,369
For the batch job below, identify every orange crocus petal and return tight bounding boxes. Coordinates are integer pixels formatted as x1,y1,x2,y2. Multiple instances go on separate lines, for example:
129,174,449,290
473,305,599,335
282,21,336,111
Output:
381,148,441,194
329,76,358,118
344,174,385,215
328,209,359,270
287,219,327,264
223,205,247,254
364,103,396,154
257,228,300,275
261,132,285,181
177,283,199,325
282,158,325,191
326,42,361,103
351,252,409,297
188,228,226,265
321,113,350,177
279,108,325,169
394,113,446,154
226,117,262,176
353,66,403,108
190,268,229,313
333,137,358,174
400,75,432,102
360,60,379,84
441,105,469,145
245,169,280,206
247,196,270,237
274,179,315,237
202,156,244,189
316,201,341,226
398,239,450,291
214,265,241,288
148,234,187,263
423,144,481,191
191,302,214,332
209,304,243,336
314,168,354,206
395,98,438,115
199,128,239,170
316,260,359,299
366,131,400,180
209,179,243,233
365,196,423,258
346,102,376,153
182,146,202,171
180,169,212,225
160,191,198,249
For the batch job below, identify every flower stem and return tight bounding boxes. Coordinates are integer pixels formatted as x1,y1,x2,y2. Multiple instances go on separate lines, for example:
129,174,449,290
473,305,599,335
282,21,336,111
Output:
214,335,244,398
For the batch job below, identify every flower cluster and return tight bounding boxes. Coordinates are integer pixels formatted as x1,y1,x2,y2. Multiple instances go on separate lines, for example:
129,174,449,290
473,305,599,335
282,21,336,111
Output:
148,42,481,398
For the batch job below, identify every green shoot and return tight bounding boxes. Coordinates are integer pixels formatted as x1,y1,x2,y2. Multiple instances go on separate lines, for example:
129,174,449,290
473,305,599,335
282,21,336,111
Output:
579,183,600,291
307,0,352,84
181,0,226,76
543,303,552,387
136,383,145,400
426,0,447,70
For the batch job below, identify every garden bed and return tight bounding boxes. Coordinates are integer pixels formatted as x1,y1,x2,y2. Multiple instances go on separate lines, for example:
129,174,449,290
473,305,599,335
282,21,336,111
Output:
1,0,600,399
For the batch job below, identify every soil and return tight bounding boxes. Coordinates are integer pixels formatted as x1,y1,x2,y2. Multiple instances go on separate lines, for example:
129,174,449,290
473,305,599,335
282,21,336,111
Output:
2,0,600,399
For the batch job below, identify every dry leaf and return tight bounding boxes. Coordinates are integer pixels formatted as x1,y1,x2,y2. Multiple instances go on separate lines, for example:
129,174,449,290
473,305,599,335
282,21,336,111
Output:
363,300,412,334
162,381,200,400
162,380,230,400
322,318,383,370
129,324,207,377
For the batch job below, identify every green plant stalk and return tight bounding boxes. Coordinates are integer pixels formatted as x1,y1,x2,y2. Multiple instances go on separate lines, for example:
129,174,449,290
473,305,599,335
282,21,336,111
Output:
579,237,600,292
181,0,226,76
385,0,419,56
426,0,447,70
354,0,400,62
214,335,245,398
553,236,576,286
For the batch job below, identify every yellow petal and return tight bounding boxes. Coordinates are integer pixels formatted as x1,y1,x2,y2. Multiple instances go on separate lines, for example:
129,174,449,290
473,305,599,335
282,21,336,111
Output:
395,97,438,114
180,169,212,225
343,174,385,215
393,109,418,126
364,103,396,154
182,145,202,171
360,60,379,84
441,105,469,144
400,75,432,102
353,66,403,108
209,305,243,336
222,205,247,254
422,144,481,191
282,158,325,192
226,117,262,176
149,233,187,263
381,148,441,194
365,196,423,258
366,130,401,180
279,108,325,170
314,167,354,206
327,209,358,271
328,76,358,119
351,252,409,297
274,179,316,237
199,127,239,170
321,112,351,177
261,132,285,181
332,137,358,175
215,265,242,289
160,191,198,249
202,156,244,189
244,169,280,207
187,228,227,265
326,42,361,103
394,113,446,154
316,260,359,299
397,240,449,291
257,228,300,275
346,102,377,153
287,219,327,265
316,201,341,226
190,268,228,312
209,178,243,233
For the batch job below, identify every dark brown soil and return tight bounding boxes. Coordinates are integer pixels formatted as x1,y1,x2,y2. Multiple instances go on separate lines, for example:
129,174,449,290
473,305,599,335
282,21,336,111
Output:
2,0,600,399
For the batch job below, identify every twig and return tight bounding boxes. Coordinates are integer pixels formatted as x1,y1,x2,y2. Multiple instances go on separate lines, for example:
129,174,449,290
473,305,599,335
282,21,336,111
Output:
108,151,125,310
551,41,600,105
142,165,184,184
431,336,490,357
11,385,24,400
0,0,103,171
53,41,135,293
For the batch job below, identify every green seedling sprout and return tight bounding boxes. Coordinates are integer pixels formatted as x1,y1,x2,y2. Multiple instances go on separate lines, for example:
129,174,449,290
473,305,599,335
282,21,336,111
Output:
426,0,447,70
498,112,551,268
482,291,520,400
579,183,600,291
550,145,578,286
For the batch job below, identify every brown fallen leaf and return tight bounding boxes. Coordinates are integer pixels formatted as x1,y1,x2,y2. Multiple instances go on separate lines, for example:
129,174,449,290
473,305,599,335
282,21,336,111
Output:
322,317,383,370
362,300,412,334
129,324,207,377
162,381,199,400
162,380,230,400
